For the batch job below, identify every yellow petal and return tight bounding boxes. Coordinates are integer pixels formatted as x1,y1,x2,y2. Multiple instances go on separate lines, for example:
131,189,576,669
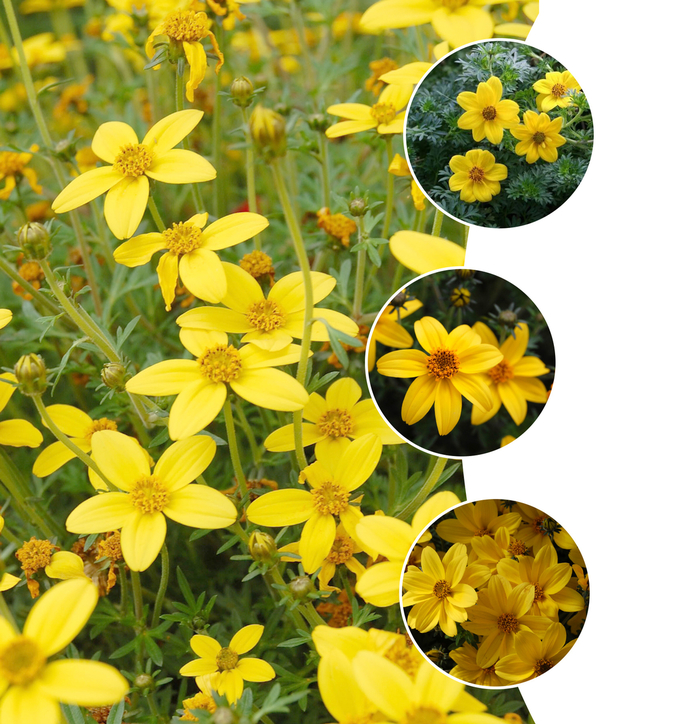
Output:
299,513,336,572
90,430,149,491
0,309,11,330
325,377,362,410
352,651,412,720
236,657,275,682
179,659,218,677
402,374,437,425
434,380,462,435
0,419,43,447
376,349,428,378
52,166,122,213
157,252,179,311
230,368,308,412
0,683,59,724
246,489,314,527
146,149,216,184
179,249,227,304
65,493,134,534
325,120,377,138
389,231,466,274
360,0,434,31
113,233,166,267
143,109,205,153
354,515,414,560
164,484,237,529
414,316,448,353
125,359,201,396
42,404,92,437
183,40,207,102
121,512,167,571
103,175,149,240
92,121,138,163
326,103,374,121
155,436,216,491
38,659,128,706
201,212,269,250
0,573,21,592
431,7,493,47
44,551,87,580
335,434,382,492
190,634,221,659
168,379,228,440
263,423,321,452
230,624,263,655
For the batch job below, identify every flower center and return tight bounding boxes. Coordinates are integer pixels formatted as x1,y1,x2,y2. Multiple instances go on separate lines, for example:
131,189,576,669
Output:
481,105,497,121
129,475,170,514
384,641,420,680
16,537,55,572
508,540,527,556
404,707,448,724
439,0,468,9
497,613,519,634
97,530,123,561
533,583,544,602
473,528,489,537
84,418,118,441
326,535,354,564
197,344,243,383
162,9,210,42
426,348,460,379
239,250,274,279
0,637,46,685
246,299,286,332
215,646,239,671
312,482,350,516
432,579,452,600
163,223,203,255
113,143,154,177
468,166,485,183
550,83,567,98
0,152,27,176
533,658,554,676
532,131,546,144
488,360,514,384
370,102,397,125
20,261,44,282
317,409,354,438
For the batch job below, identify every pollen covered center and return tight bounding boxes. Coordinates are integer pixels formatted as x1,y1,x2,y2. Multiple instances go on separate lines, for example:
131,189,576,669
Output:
84,418,118,440
533,583,544,602
534,658,554,676
312,482,350,516
198,344,243,383
488,360,514,384
468,166,485,183
550,83,567,98
0,152,27,176
432,579,452,600
327,535,354,564
113,143,154,177
318,409,354,438
481,105,497,121
246,299,286,332
404,706,448,724
162,9,210,42
384,640,420,679
508,540,527,556
215,646,239,671
164,223,203,255
533,131,546,144
0,636,46,685
370,102,397,125
426,348,460,379
497,613,519,634
129,475,170,514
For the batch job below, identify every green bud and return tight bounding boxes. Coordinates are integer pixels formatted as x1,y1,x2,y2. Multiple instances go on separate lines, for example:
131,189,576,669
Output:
134,673,153,690
212,709,235,724
14,354,47,396
230,76,255,107
498,309,519,328
101,362,127,390
307,113,329,133
288,575,314,600
17,222,51,261
349,197,368,217
248,531,277,562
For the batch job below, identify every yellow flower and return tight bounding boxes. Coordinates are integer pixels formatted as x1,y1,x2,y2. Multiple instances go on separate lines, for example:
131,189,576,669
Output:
368,296,423,371
0,145,42,200
263,377,402,456
511,110,566,163
360,0,494,48
65,431,237,571
52,110,216,240
146,9,224,102
388,153,426,210
326,83,412,138
533,70,581,112
379,61,432,87
403,544,477,636
0,33,66,69
316,649,379,724
0,578,128,722
436,500,520,545
456,76,520,144
0,373,43,448
449,642,510,686
246,435,382,573
176,266,358,351
376,316,502,435
449,149,507,203
0,310,11,330
389,231,466,275
125,329,309,439
20,0,84,13
515,503,576,554
470,322,549,426
179,625,275,703
114,212,269,311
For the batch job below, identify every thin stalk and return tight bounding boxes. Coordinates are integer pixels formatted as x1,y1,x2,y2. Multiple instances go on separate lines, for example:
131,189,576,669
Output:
302,601,327,628
318,133,331,209
0,255,61,316
223,399,248,502
394,456,448,521
119,563,131,617
148,197,166,232
431,209,444,237
268,566,308,632
151,544,169,627
131,569,145,669
175,71,206,213
381,136,395,239
352,215,368,319
231,521,249,546
240,107,260,250
235,400,260,464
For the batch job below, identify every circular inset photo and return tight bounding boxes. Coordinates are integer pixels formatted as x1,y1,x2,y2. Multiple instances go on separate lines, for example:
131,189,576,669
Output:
401,500,589,687
367,268,554,457
405,40,593,228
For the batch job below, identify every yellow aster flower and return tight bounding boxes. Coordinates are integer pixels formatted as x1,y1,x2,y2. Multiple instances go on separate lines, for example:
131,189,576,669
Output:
376,316,502,435
65,431,237,571
449,149,507,203
180,687,216,721
247,435,382,573
114,212,268,311
326,83,413,138
0,33,66,69
457,76,520,144
436,500,521,545
449,642,510,686
52,110,216,240
360,0,494,49
20,0,84,12
263,377,402,456
316,648,379,724
470,322,548,426
0,310,11,330
146,9,224,102
179,625,275,703
533,70,581,112
470,525,529,575
514,503,576,554
125,328,308,439
0,578,128,723
511,110,566,163
176,265,358,351
0,145,42,200
389,231,466,275
388,153,426,211
368,296,423,371
403,543,477,636
0,373,43,448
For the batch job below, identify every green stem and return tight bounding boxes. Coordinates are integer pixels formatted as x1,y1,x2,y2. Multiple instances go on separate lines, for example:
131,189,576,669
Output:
148,197,166,232
223,399,248,502
394,456,448,521
0,255,61,316
151,544,169,627
318,133,331,209
119,563,131,617
241,107,261,250
381,136,395,239
431,209,444,237
352,213,368,320
231,521,249,546
131,569,145,669
302,602,327,628
235,400,260,464
268,566,308,632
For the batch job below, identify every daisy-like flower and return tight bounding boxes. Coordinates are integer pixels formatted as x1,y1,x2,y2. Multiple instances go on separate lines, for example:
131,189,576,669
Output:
146,9,224,103
51,110,216,240
436,500,521,545
0,373,42,448
65,431,237,571
326,83,412,138
360,1,494,49
449,149,508,203
179,625,275,703
449,643,510,686
0,517,20,592
125,329,309,440
471,322,549,426
246,434,382,574
533,70,581,111
0,310,11,330
114,212,269,311
0,578,128,723
176,264,358,350
403,544,477,636
511,110,566,164
389,231,466,275
368,296,423,371
515,503,576,554
263,377,402,456
388,153,426,211
317,649,379,724
376,316,503,436
470,525,529,575
0,145,42,200
456,76,520,144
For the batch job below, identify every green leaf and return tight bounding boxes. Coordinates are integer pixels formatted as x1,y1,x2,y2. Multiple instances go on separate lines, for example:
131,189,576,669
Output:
143,634,163,666
61,704,86,724
106,698,125,724
176,566,197,609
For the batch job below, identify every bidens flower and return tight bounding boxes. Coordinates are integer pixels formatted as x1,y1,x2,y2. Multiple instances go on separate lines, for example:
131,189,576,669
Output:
52,110,216,239
326,83,412,138
368,296,423,371
456,76,520,144
0,373,43,448
449,149,507,203
533,70,581,111
0,145,42,200
511,110,566,164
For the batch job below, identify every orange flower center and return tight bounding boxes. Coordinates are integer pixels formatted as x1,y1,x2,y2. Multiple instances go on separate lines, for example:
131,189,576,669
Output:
468,166,485,183
318,409,353,438
198,344,243,383
0,636,45,685
481,105,497,121
84,418,118,441
550,83,567,98
533,583,544,602
312,482,350,516
533,658,554,676
19,261,44,282
508,539,527,556
488,360,514,384
532,131,547,144
246,299,286,332
0,151,28,176
404,706,448,724
164,223,203,255
426,348,460,379
129,475,170,514
326,535,354,564
239,250,274,279
113,143,154,177
370,102,397,125
162,9,210,42
215,646,239,670
432,579,452,600
497,613,519,634
472,528,489,537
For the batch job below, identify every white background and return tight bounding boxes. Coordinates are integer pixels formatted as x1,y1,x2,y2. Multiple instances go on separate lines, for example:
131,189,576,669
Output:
448,2,699,722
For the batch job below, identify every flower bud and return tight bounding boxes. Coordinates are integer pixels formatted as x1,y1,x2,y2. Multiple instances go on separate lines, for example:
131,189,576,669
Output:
307,113,329,133
498,309,519,329
249,105,286,157
212,709,235,724
17,222,51,261
230,76,254,107
349,197,368,217
101,362,127,390
248,531,277,562
14,353,47,396
134,673,154,690
450,288,471,308
288,575,314,599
